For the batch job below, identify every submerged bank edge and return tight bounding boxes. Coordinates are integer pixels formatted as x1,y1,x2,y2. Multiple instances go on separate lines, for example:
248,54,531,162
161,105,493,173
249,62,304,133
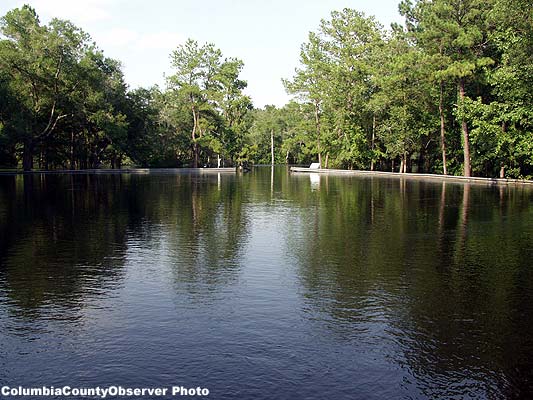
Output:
290,167,533,186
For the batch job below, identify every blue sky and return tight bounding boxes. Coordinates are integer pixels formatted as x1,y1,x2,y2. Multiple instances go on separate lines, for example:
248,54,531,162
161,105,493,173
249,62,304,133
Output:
1,0,403,107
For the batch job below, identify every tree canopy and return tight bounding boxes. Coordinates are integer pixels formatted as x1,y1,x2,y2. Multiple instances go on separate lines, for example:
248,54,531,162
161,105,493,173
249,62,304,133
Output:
1,3,531,178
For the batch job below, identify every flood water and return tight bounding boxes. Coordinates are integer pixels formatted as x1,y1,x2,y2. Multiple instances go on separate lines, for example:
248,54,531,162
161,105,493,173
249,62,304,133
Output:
1,167,533,399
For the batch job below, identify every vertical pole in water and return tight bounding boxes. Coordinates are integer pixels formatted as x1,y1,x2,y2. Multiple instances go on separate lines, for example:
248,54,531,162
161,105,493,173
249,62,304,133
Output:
217,154,221,168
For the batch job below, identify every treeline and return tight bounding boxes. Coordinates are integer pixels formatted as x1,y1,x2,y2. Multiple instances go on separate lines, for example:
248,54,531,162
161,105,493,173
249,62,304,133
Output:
250,0,533,178
0,6,252,170
1,2,532,177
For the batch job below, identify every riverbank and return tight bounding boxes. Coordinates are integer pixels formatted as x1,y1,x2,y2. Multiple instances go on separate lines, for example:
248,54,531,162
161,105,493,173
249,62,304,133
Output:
290,167,533,186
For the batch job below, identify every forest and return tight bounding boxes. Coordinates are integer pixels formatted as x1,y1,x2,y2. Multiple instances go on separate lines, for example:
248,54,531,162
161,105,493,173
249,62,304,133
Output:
0,0,532,178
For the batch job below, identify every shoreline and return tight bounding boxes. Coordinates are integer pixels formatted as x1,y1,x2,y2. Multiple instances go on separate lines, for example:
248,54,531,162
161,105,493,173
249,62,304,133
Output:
290,167,533,186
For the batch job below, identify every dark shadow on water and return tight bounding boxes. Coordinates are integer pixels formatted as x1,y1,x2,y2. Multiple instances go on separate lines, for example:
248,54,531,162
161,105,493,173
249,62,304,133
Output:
285,175,533,398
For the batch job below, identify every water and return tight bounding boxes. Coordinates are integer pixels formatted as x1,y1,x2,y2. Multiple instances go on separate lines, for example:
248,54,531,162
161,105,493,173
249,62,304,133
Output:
1,167,532,399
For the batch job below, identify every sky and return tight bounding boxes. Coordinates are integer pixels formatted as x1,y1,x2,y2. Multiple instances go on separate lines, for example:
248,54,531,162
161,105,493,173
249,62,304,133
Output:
1,0,403,108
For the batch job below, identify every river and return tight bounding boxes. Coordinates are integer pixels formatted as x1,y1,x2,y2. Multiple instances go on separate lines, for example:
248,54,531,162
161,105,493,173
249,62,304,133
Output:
1,167,532,399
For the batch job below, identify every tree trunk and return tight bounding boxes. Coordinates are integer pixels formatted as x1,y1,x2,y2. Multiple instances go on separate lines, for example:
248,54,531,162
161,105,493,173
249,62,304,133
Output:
193,143,199,168
192,105,199,168
458,79,471,177
439,82,448,175
400,153,408,173
271,128,275,166
500,121,507,178
70,131,76,170
23,139,33,171
39,149,44,170
314,100,322,168
325,153,329,169
83,135,89,170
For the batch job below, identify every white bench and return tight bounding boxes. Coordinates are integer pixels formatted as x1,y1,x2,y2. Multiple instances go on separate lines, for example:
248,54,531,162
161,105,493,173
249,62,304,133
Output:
309,163,320,169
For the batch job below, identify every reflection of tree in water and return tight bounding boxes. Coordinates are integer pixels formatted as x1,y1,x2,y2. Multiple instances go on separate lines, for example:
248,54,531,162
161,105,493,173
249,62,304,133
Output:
395,183,533,398
162,173,250,293
0,174,131,317
287,176,533,397
287,176,410,314
0,172,252,311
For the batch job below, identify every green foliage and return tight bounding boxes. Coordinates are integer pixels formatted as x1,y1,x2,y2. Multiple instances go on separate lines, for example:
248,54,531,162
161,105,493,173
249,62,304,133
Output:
0,5,129,169
281,1,531,177
0,6,251,170
284,9,384,169
0,2,531,177
165,39,251,167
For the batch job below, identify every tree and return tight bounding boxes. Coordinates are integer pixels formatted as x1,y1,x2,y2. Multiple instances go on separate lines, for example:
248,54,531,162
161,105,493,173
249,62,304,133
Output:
212,57,253,163
284,31,330,167
402,0,495,176
0,6,91,170
279,102,315,165
247,106,287,165
482,0,533,177
167,39,250,167
285,9,383,169
372,29,436,173
319,9,383,169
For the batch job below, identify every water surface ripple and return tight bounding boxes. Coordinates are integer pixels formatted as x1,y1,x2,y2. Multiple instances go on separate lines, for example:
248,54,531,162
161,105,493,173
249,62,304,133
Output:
0,168,532,399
